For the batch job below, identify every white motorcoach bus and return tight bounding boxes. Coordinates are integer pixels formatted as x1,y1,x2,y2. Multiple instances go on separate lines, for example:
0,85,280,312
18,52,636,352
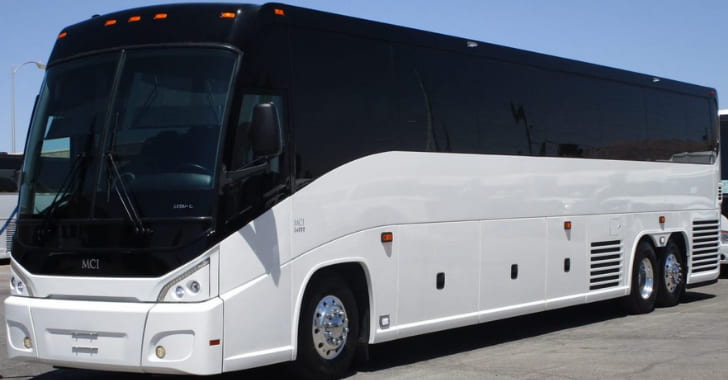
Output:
0,153,22,262
719,110,728,265
5,3,721,379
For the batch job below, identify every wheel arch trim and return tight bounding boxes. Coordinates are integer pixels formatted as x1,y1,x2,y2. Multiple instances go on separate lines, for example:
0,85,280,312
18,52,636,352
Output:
290,258,374,359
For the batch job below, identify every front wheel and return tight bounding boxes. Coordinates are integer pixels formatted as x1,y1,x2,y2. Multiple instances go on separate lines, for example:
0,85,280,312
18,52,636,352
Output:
621,241,658,314
294,274,359,380
656,240,685,307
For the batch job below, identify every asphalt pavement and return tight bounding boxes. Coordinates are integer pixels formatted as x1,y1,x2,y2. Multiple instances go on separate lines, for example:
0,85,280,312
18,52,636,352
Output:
1,263,727,379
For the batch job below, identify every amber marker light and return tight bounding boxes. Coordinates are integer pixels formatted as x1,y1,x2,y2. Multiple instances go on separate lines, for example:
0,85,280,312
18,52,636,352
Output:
57,31,68,39
153,13,168,20
220,12,236,19
564,221,572,230
128,15,142,23
274,8,285,16
104,19,117,27
659,216,666,224
209,339,221,346
381,232,393,243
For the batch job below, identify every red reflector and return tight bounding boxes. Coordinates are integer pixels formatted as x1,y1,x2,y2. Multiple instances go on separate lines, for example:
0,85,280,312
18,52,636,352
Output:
153,13,168,20
381,232,393,243
128,15,141,23
58,31,68,39
274,8,285,16
209,339,221,346
220,12,236,19
105,19,117,27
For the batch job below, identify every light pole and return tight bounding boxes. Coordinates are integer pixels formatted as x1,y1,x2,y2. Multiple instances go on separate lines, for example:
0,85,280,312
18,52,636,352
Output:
10,61,46,153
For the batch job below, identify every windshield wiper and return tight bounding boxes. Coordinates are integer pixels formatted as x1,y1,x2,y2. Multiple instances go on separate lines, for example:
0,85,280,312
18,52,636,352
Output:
106,152,149,235
35,150,87,243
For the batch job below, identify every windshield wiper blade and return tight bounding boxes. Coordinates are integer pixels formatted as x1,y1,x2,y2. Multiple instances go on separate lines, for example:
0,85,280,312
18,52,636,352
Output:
106,152,149,235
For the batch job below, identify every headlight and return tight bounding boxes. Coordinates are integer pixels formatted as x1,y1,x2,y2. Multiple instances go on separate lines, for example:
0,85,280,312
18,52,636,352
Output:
9,264,33,297
158,258,210,302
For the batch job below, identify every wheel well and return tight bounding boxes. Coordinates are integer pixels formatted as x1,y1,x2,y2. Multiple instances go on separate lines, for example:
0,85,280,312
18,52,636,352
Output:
306,263,371,344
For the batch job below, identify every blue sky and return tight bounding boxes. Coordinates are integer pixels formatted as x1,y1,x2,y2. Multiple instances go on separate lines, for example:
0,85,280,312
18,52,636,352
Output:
1,0,725,153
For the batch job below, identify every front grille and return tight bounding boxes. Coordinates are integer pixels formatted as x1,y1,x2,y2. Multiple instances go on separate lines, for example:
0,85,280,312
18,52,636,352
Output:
691,220,719,273
589,240,623,290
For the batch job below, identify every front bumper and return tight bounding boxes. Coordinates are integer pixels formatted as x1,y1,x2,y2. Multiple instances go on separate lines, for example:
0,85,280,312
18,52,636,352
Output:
5,296,223,375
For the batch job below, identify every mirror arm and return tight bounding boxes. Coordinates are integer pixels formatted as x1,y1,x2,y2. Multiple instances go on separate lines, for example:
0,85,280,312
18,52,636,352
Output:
224,160,269,187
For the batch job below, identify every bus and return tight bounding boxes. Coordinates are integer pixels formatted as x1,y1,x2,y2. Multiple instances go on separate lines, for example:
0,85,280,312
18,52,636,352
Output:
0,153,22,263
720,110,728,266
5,3,721,378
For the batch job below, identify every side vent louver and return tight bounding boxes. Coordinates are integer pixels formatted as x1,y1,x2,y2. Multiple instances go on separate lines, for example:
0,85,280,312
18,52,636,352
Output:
691,220,719,273
589,240,622,290
4,220,15,255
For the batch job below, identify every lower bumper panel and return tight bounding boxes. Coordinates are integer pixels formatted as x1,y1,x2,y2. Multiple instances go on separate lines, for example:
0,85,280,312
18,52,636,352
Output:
5,296,223,375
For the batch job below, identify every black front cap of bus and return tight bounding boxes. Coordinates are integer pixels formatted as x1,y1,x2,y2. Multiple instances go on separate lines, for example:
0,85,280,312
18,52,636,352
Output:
12,219,213,277
50,3,262,63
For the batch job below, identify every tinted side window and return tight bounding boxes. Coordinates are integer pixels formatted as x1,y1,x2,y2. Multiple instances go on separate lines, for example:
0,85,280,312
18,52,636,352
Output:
590,80,646,160
292,29,395,182
470,58,533,156
646,91,714,163
409,47,479,153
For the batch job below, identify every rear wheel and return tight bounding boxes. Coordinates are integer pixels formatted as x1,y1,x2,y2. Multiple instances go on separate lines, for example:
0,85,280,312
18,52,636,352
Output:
294,274,359,380
656,240,685,307
621,241,658,314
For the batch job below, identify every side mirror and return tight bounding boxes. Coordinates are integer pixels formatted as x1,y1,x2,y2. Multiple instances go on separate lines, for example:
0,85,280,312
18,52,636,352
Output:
250,103,282,157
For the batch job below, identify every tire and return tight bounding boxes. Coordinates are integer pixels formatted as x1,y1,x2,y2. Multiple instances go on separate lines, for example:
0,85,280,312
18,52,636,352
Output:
621,240,658,314
656,240,686,307
294,274,360,380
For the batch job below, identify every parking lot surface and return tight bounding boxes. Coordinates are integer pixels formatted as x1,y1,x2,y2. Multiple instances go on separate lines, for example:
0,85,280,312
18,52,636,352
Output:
2,263,727,379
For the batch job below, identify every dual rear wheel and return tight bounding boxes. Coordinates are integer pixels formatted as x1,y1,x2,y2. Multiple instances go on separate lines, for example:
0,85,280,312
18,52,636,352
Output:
623,239,685,314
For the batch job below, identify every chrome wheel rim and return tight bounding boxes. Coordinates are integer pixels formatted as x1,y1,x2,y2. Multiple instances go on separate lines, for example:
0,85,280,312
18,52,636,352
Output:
638,257,655,300
663,253,682,293
312,295,349,360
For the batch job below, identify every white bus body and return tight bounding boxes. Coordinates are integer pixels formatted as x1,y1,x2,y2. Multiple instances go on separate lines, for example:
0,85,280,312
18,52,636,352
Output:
7,153,721,374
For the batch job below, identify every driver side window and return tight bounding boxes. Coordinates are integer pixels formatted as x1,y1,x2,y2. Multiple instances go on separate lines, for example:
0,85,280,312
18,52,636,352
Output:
222,93,288,227
232,94,284,172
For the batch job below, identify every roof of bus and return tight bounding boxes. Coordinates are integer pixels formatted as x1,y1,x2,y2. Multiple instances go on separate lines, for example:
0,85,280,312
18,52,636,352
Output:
49,2,717,101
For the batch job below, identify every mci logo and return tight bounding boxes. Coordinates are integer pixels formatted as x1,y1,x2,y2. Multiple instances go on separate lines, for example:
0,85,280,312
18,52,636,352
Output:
81,258,100,270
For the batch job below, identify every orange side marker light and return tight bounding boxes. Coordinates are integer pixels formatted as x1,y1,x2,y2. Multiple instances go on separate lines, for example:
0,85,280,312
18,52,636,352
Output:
58,31,68,39
274,8,285,16
105,19,117,27
564,221,572,230
220,12,236,19
153,13,168,20
381,232,393,243
128,15,141,23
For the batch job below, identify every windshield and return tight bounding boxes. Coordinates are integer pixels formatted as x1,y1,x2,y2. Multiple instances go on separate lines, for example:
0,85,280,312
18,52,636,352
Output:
20,48,237,220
